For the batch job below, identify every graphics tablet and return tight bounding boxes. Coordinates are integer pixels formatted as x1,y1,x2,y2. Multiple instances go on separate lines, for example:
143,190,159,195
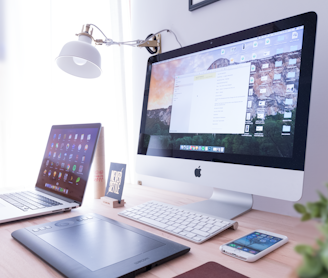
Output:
12,213,190,278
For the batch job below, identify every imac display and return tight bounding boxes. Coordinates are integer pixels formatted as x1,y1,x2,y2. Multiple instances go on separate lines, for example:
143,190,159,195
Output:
137,12,317,219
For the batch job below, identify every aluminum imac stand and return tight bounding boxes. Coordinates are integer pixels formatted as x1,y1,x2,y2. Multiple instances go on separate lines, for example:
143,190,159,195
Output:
182,188,253,220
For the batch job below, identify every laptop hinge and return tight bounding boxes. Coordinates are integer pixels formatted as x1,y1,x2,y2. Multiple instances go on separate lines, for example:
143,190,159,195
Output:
35,188,82,205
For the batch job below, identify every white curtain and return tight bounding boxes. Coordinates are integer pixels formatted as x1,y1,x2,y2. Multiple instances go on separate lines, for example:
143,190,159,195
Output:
0,0,133,195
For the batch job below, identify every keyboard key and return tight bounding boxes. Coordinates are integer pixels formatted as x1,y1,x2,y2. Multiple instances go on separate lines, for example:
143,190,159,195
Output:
185,227,193,232
139,217,168,228
192,229,210,237
166,226,176,231
186,232,196,238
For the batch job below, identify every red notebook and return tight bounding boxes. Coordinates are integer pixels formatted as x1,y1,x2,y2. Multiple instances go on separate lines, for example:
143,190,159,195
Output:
173,262,249,278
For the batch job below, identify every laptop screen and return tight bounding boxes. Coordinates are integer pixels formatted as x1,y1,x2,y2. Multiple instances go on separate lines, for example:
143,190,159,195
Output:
36,123,101,203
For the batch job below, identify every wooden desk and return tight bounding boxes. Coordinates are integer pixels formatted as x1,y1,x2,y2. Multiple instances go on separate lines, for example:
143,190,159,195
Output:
0,184,319,278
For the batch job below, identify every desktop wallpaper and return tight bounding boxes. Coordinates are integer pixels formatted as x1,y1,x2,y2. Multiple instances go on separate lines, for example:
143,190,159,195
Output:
144,28,303,158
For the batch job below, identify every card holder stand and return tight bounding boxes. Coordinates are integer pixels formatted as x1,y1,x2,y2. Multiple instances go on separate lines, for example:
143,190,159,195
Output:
101,196,125,208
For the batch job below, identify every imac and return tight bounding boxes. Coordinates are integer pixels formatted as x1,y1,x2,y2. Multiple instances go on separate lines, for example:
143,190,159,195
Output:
136,12,317,219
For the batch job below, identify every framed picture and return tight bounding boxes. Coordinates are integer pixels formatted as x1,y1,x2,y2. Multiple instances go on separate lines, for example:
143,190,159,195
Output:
189,0,220,11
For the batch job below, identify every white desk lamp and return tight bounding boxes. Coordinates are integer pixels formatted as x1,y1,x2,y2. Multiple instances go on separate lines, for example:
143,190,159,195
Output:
56,24,181,78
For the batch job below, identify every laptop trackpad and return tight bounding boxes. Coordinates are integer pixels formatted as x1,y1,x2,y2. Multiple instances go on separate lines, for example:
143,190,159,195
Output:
39,220,165,271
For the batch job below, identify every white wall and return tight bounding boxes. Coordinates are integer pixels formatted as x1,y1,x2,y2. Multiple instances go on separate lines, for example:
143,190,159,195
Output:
130,0,328,217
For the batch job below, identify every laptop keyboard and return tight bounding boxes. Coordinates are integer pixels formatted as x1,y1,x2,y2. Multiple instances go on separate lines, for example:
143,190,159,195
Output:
0,191,62,212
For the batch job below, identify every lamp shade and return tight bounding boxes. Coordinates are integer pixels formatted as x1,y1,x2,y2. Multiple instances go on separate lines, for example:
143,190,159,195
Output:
56,35,102,78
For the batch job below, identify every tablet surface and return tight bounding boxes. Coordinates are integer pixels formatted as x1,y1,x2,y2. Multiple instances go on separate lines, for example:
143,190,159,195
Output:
12,213,190,278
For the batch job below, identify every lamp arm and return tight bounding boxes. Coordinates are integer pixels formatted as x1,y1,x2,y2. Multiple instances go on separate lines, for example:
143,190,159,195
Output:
83,24,182,49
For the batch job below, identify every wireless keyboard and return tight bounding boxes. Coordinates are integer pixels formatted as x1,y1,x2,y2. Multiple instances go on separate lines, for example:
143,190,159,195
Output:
119,200,238,244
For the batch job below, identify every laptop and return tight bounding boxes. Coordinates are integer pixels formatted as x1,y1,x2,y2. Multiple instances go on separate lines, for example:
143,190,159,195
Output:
0,123,101,224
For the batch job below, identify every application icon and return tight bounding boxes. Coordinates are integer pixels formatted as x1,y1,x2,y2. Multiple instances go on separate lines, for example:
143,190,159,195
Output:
72,165,76,172
76,155,79,161
242,44,246,50
43,169,47,175
58,134,61,140
48,170,52,177
66,143,70,150
250,65,256,71
276,48,283,54
84,144,88,151
66,164,70,171
69,154,73,160
229,244,236,247
82,156,85,162
231,47,236,52
230,58,234,64
53,152,56,158
78,144,82,151
53,171,57,179
253,41,258,47
250,77,254,84
196,146,198,150
70,175,74,182
263,51,270,57
72,144,75,150
252,53,257,60
58,172,62,180
87,134,91,141
55,143,58,149
58,153,61,159
262,63,269,69
202,146,205,151
78,165,83,173
60,143,64,149
249,250,257,254
240,55,245,62
237,246,243,250
205,147,208,151
81,134,84,140
53,134,56,139
61,162,65,168
265,38,270,45
63,173,68,182
63,134,66,140
51,143,54,148
50,161,54,166
56,162,59,166
69,134,72,140
292,31,298,39
75,134,78,140
221,49,225,55
48,151,52,157
76,177,81,183
46,160,49,166
243,248,249,252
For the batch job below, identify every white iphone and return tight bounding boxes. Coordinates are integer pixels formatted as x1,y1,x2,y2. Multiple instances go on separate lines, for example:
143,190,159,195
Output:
220,230,288,262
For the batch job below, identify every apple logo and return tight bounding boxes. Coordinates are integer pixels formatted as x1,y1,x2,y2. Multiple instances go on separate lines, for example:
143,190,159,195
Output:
194,166,201,178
